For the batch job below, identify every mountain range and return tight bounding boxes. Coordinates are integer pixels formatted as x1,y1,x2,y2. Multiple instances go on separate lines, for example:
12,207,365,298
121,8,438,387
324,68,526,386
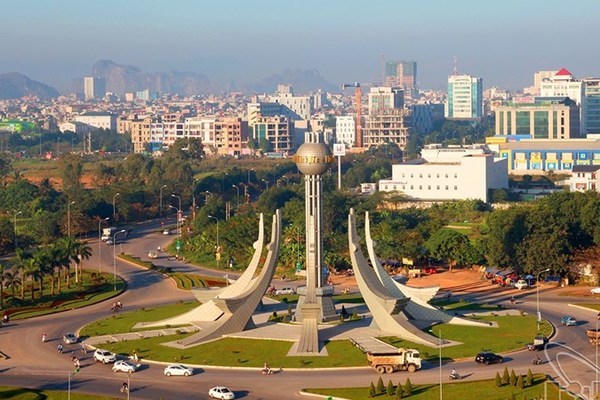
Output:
1,61,338,99
0,72,59,100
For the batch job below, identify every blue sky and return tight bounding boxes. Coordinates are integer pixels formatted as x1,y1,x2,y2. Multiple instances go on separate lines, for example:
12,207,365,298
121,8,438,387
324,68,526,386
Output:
1,0,599,92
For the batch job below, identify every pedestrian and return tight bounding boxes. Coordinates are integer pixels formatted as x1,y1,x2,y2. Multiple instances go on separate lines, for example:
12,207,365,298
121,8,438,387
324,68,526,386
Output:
57,344,63,353
81,342,87,354
116,301,122,309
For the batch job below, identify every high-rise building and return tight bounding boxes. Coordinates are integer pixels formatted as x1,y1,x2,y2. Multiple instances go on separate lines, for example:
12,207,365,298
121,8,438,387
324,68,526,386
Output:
83,77,105,100
367,87,404,115
335,116,355,148
583,78,600,134
252,116,292,153
524,70,558,95
362,109,411,149
540,68,584,132
446,74,483,120
385,60,417,97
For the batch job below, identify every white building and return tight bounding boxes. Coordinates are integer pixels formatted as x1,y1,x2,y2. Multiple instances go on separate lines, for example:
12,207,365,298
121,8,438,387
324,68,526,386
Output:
58,121,92,134
335,116,355,147
446,74,483,120
540,68,584,132
74,112,116,131
378,145,508,202
83,77,105,100
185,117,217,149
568,165,600,192
367,87,404,115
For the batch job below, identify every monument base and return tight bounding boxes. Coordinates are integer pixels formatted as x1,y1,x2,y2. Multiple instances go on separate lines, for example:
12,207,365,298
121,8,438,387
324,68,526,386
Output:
295,285,338,322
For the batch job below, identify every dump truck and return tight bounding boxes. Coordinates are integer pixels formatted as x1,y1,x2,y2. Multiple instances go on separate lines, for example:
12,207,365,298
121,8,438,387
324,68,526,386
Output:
367,349,422,374
587,328,600,345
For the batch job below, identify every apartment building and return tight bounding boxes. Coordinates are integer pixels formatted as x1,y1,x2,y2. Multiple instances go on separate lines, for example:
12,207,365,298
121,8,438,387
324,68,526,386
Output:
446,74,483,120
362,109,411,149
252,116,292,153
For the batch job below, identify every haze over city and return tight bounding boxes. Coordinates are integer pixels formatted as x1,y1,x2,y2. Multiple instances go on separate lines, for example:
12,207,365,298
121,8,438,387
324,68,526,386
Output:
3,0,600,93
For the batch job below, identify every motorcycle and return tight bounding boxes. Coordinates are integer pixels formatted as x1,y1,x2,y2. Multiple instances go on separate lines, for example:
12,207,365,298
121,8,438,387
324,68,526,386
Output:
532,357,543,365
449,372,461,380
261,368,273,375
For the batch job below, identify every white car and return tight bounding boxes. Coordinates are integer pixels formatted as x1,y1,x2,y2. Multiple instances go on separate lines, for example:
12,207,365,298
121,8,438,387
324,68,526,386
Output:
163,364,194,377
63,332,78,344
514,280,529,290
208,386,235,400
112,360,140,373
275,287,295,295
93,349,117,364
163,228,170,235
591,287,600,294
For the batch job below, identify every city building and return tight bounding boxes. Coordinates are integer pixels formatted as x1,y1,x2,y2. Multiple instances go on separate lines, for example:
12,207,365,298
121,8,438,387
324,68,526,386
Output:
83,77,106,100
446,74,483,120
252,115,292,154
272,92,312,120
73,112,116,130
487,137,600,174
214,117,248,156
378,144,508,202
367,87,404,115
362,109,411,149
583,78,600,134
568,165,600,192
523,70,558,96
185,117,217,152
335,116,356,147
385,60,417,97
58,121,92,135
118,116,152,153
409,103,444,135
494,97,581,139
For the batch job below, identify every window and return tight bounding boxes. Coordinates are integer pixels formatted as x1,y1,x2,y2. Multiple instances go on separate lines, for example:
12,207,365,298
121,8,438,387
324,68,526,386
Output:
454,174,457,178
427,185,431,190
419,174,423,178
436,185,440,190
419,185,422,189
454,185,458,190
436,173,440,178
445,185,449,190
410,185,413,189
428,174,431,178
445,173,448,178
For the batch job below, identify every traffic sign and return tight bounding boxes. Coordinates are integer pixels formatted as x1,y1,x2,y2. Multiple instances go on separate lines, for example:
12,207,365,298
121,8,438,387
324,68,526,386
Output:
296,262,302,273
175,239,182,251
333,143,346,156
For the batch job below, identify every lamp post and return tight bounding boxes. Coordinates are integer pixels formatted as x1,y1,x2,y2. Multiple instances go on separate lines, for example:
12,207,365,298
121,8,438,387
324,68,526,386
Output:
159,185,167,216
205,191,213,203
113,229,127,291
169,205,180,238
261,178,269,190
112,192,120,217
171,194,182,236
67,201,75,237
192,179,199,219
429,328,443,400
232,185,240,209
98,217,109,272
221,172,228,193
208,215,220,269
247,169,254,184
536,268,551,332
13,210,22,249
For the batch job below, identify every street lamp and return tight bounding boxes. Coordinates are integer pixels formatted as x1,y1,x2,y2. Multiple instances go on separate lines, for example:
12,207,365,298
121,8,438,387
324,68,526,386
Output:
232,184,240,209
112,192,120,216
112,229,127,291
221,172,228,193
208,215,220,269
261,178,269,190
98,217,109,272
171,194,182,236
247,168,254,184
159,185,167,216
536,268,551,332
67,201,75,237
192,179,199,219
205,190,213,203
169,205,181,238
429,327,443,400
13,210,22,249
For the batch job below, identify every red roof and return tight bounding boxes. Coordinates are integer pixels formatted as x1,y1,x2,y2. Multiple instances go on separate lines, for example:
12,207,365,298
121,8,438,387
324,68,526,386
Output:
555,68,572,76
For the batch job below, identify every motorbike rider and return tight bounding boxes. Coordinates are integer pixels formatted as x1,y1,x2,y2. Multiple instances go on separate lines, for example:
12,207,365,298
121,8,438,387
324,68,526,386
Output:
533,355,542,364
450,368,459,379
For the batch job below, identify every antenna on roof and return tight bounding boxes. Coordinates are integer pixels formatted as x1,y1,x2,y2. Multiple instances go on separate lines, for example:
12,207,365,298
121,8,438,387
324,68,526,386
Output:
452,56,459,76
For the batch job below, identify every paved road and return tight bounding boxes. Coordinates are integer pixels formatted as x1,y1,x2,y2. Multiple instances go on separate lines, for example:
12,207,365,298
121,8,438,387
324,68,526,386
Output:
2,218,600,399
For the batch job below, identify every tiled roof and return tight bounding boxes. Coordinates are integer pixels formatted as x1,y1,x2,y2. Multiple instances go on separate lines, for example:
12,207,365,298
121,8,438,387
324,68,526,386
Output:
555,68,572,76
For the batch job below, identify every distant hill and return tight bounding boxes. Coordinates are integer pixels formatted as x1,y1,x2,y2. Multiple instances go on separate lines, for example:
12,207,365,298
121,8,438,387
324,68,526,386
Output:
89,60,215,96
245,69,338,94
0,72,59,99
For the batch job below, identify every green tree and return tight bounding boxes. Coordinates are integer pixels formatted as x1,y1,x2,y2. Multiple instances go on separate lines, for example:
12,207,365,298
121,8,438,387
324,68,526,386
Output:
369,382,376,398
58,153,84,199
517,375,524,389
0,263,5,307
395,382,403,399
509,369,517,386
526,369,533,386
386,380,394,395
502,367,510,385
425,228,478,270
496,371,502,387
3,270,20,302
404,377,412,395
377,377,385,393
259,138,272,154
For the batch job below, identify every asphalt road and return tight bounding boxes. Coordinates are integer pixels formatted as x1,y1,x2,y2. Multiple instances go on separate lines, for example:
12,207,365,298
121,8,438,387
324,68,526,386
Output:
2,218,600,399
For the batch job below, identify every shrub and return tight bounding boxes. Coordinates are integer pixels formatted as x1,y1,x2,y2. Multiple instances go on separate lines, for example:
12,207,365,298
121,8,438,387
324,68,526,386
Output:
404,377,413,395
517,375,524,389
386,380,394,395
502,367,510,384
509,369,517,386
377,377,385,393
396,383,403,399
496,372,502,387
526,369,533,386
369,382,376,398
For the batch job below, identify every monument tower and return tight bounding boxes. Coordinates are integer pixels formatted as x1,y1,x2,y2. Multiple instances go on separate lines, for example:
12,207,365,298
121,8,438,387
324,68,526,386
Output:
292,132,337,354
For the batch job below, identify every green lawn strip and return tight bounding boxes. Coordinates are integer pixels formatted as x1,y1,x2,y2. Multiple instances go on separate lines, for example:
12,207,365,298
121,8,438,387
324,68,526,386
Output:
573,303,600,311
5,272,124,320
0,386,116,400
101,336,366,368
80,300,199,337
333,293,365,304
304,374,576,400
380,315,553,362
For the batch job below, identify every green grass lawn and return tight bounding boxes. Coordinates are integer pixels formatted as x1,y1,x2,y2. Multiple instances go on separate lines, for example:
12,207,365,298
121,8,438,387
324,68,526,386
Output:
431,298,501,311
3,271,125,320
380,315,553,362
0,386,116,400
305,374,576,400
101,336,366,368
79,300,199,337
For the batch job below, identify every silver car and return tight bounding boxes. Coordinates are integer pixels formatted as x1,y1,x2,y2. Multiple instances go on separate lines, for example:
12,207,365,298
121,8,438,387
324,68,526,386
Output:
63,332,78,344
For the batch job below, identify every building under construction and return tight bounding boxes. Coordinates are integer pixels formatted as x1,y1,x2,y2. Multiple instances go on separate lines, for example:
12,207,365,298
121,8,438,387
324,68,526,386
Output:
362,109,411,149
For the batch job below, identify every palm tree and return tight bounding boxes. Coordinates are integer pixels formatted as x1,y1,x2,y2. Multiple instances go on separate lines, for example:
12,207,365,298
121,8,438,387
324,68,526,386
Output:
57,237,75,288
0,263,6,308
73,240,92,284
24,258,40,301
33,247,53,296
11,248,29,300
3,270,21,303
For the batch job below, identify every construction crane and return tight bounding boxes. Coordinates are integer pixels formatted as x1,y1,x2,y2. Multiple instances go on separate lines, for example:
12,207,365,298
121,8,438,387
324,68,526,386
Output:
342,82,363,148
